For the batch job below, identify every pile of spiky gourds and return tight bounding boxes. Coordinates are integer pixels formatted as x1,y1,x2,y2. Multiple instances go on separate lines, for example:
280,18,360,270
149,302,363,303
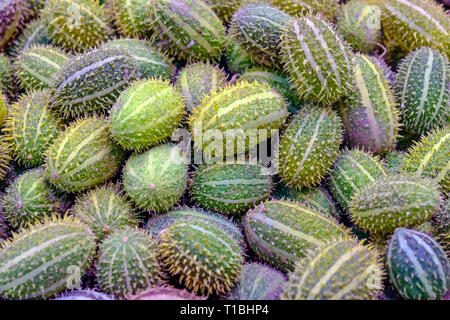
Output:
0,0,448,301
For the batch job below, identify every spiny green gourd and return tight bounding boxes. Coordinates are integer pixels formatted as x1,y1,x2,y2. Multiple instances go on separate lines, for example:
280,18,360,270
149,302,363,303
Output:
401,126,450,198
350,174,442,235
328,148,386,211
0,93,7,127
96,228,162,299
387,228,449,300
0,54,12,94
283,238,384,300
270,0,339,21
159,219,243,295
243,200,350,271
147,0,226,62
204,0,241,23
3,167,60,229
384,151,406,174
109,78,185,151
51,47,139,120
109,0,153,38
225,37,255,74
0,215,96,299
54,290,116,300
0,0,29,51
434,199,449,252
280,14,354,105
71,185,138,241
122,143,188,212
0,138,12,181
338,54,400,155
24,0,44,15
45,116,125,193
393,47,449,135
8,19,50,57
278,104,343,190
42,0,113,52
128,286,205,300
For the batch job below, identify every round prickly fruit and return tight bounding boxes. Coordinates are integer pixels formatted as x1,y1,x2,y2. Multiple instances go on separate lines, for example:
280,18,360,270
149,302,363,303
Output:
243,200,350,271
0,0,29,50
45,116,125,193
0,216,96,299
123,143,187,212
109,0,152,38
225,37,254,74
278,105,343,190
128,286,205,300
0,93,7,127
0,54,12,94
0,138,12,181
159,219,243,295
8,19,50,57
96,228,162,299
54,290,116,300
270,0,338,20
109,79,185,151
384,151,406,174
387,228,449,300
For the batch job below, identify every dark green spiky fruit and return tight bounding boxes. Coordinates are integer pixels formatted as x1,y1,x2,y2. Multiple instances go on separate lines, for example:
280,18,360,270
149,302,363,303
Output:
278,105,343,190
270,0,338,20
225,37,254,74
24,0,44,15
71,185,138,241
226,263,287,300
0,93,7,127
191,163,272,216
384,151,406,174
101,38,174,80
45,116,125,193
0,216,96,299
128,286,205,300
350,175,441,235
123,143,188,212
0,54,12,94
283,238,384,300
434,199,449,252
244,200,350,271
159,219,243,295
109,0,152,38
96,228,162,298
147,0,226,62
42,0,113,52
175,62,228,113
0,0,29,50
54,290,116,300
339,54,400,155
401,126,450,197
204,0,241,22
230,3,293,69
0,138,12,181
109,79,185,151
8,19,50,57
51,47,139,120
393,47,449,135
387,228,449,300
280,14,354,105
328,148,386,211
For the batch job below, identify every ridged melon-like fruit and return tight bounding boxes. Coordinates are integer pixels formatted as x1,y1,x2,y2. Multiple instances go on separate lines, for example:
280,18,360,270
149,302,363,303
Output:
0,138,12,182
384,151,406,174
109,0,152,38
8,19,50,57
0,93,7,128
0,0,29,51
0,54,12,94
204,0,241,23
270,0,339,20
225,37,254,74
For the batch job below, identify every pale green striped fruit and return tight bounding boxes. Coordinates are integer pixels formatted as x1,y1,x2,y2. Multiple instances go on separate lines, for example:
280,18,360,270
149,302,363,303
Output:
8,19,50,57
109,0,152,38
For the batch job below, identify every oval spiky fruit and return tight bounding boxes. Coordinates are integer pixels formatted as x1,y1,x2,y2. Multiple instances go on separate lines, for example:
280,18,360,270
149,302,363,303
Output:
384,151,406,174
328,148,386,211
0,93,7,127
270,0,338,20
243,200,350,271
225,37,254,74
0,54,12,94
128,286,205,300
3,167,60,229
8,19,50,57
0,216,96,299
393,47,449,135
54,290,116,300
159,219,243,295
123,143,187,212
109,79,185,151
109,0,152,38
96,228,162,299
45,116,125,193
0,0,29,50
278,105,343,190
42,0,113,52
283,238,384,300
387,228,449,300
401,126,450,197
204,0,241,23
51,47,139,120
350,175,441,235
148,0,226,61
4,90,60,167
71,185,138,241
280,14,353,105
0,138,12,181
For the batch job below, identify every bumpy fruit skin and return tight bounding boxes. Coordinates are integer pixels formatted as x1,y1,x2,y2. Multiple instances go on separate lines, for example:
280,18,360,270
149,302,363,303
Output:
226,263,287,300
280,14,354,105
328,148,386,211
148,0,226,62
51,47,139,120
71,185,138,241
191,163,272,216
384,151,406,174
109,79,185,151
393,47,449,135
0,94,7,127
123,143,188,212
401,126,450,197
0,0,29,50
45,116,125,193
159,219,243,295
8,19,50,57
0,54,12,94
283,238,384,300
350,175,441,235
387,228,449,300
0,138,12,181
339,54,400,155
42,0,113,52
128,286,205,300
109,0,152,38
278,105,343,190
204,0,241,22
54,290,116,300
244,200,350,271
225,37,254,74
3,167,60,229
270,0,338,21
0,216,96,299
96,229,162,299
